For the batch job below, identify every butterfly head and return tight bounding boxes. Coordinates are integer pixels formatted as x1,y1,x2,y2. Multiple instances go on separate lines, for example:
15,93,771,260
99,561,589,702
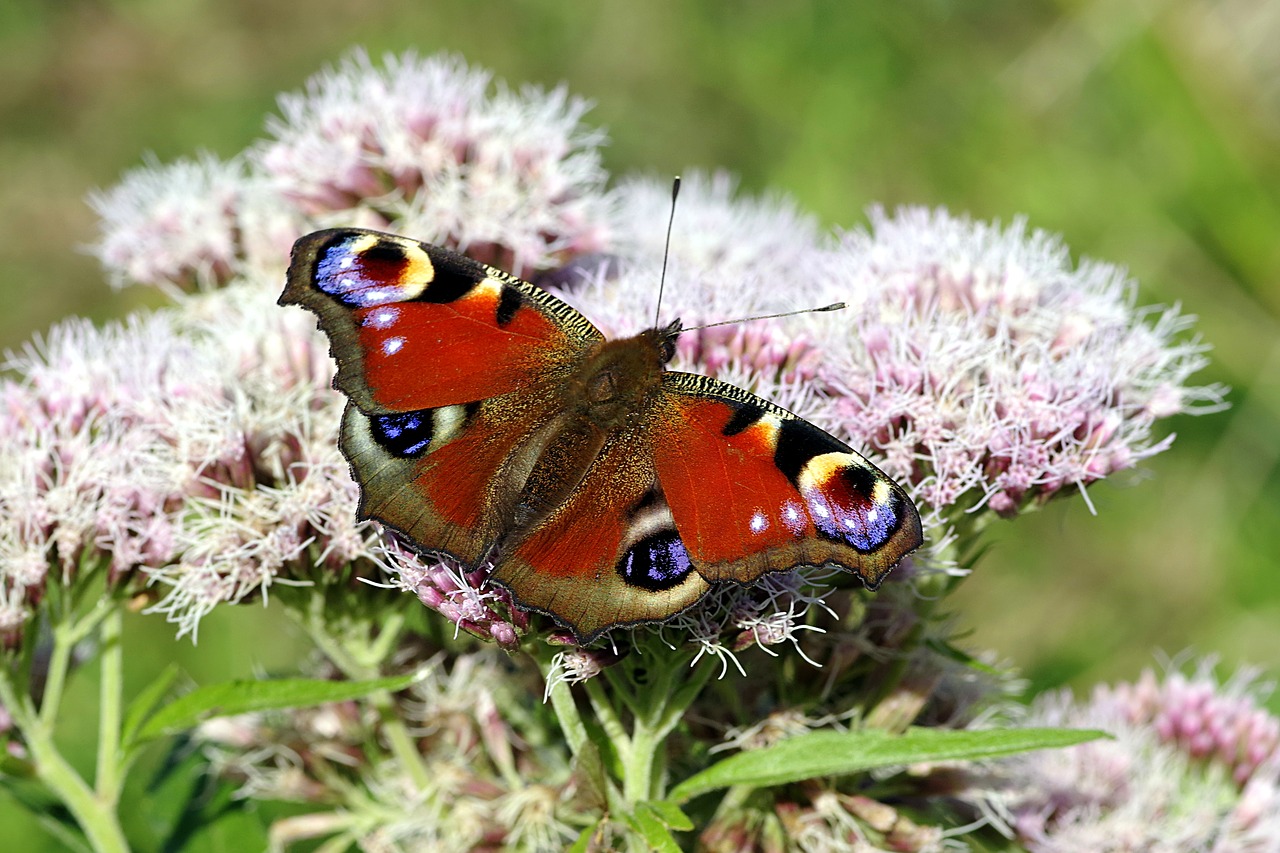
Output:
652,318,683,365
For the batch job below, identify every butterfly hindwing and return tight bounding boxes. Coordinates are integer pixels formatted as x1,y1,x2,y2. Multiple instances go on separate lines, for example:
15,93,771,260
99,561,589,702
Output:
653,372,923,588
341,390,565,564
490,422,711,643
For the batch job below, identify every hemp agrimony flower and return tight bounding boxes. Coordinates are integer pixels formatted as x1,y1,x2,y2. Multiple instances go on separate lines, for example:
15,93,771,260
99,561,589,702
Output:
972,660,1280,852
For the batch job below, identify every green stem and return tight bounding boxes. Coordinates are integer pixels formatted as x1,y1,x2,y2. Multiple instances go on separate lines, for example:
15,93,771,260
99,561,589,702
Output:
583,676,631,763
614,650,715,806
545,672,588,756
1,608,130,853
38,596,115,728
370,690,432,791
293,598,432,792
623,715,660,804
37,620,75,729
24,725,130,853
95,608,124,804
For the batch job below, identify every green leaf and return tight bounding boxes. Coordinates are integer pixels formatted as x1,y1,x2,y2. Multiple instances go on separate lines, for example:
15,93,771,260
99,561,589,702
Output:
122,662,182,751
567,823,601,853
627,805,682,852
644,799,693,832
134,672,421,742
572,739,610,811
670,726,1107,802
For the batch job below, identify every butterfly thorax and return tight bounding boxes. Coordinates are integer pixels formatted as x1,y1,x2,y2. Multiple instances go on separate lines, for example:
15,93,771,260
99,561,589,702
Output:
507,325,676,530
574,321,681,431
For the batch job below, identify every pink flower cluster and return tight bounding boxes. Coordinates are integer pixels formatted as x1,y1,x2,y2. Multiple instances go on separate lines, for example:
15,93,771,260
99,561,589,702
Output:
0,294,367,641
88,154,298,293
815,207,1226,519
977,661,1280,852
376,538,528,651
89,50,611,294
259,51,611,275
1101,661,1280,787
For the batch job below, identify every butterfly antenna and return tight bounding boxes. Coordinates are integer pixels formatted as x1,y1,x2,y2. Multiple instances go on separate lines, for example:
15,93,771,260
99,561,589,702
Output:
685,302,847,332
653,175,681,329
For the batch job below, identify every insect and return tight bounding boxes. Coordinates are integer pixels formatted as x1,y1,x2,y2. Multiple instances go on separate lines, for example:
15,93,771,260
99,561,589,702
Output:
280,228,922,642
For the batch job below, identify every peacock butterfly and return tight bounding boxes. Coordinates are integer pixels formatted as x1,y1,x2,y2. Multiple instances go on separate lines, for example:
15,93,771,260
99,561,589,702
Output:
280,228,923,643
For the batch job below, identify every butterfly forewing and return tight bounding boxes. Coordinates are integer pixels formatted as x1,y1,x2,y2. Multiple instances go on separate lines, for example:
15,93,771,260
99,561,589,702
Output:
284,228,603,564
653,372,923,588
282,229,602,414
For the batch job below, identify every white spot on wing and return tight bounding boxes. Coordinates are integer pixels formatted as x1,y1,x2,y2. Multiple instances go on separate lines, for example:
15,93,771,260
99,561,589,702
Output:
365,307,399,329
750,511,768,534
359,289,397,307
382,337,405,356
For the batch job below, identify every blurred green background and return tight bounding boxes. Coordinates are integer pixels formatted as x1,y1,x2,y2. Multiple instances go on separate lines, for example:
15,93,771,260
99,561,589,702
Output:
1,0,1278,841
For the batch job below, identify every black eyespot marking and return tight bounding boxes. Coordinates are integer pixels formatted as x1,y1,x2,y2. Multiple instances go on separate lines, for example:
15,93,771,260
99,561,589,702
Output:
370,409,435,457
420,263,482,304
617,531,694,592
774,418,847,484
722,402,766,437
839,462,879,501
315,239,413,307
808,464,900,552
362,242,408,265
496,285,523,325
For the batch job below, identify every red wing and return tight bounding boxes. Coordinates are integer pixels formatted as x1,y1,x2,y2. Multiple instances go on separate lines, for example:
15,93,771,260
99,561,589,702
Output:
490,426,711,643
652,373,923,589
281,228,602,414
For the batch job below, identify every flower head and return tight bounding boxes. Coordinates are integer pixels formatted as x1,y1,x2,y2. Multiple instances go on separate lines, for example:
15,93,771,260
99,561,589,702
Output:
971,660,1280,852
72,53,1220,660
259,49,611,274
89,154,297,294
375,538,528,651
815,207,1225,521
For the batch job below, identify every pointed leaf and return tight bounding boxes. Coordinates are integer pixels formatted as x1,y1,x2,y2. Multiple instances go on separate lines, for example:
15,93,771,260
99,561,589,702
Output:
670,726,1106,802
644,800,693,832
628,805,682,852
567,822,601,853
135,672,420,742
122,662,182,750
572,739,610,811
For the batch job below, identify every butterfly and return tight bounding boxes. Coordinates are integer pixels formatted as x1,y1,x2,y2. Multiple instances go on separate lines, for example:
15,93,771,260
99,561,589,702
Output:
280,228,923,643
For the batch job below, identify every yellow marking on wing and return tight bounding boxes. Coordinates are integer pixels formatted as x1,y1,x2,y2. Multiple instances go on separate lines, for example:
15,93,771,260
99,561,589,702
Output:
461,275,504,307
798,451,855,491
741,412,783,447
356,234,436,300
